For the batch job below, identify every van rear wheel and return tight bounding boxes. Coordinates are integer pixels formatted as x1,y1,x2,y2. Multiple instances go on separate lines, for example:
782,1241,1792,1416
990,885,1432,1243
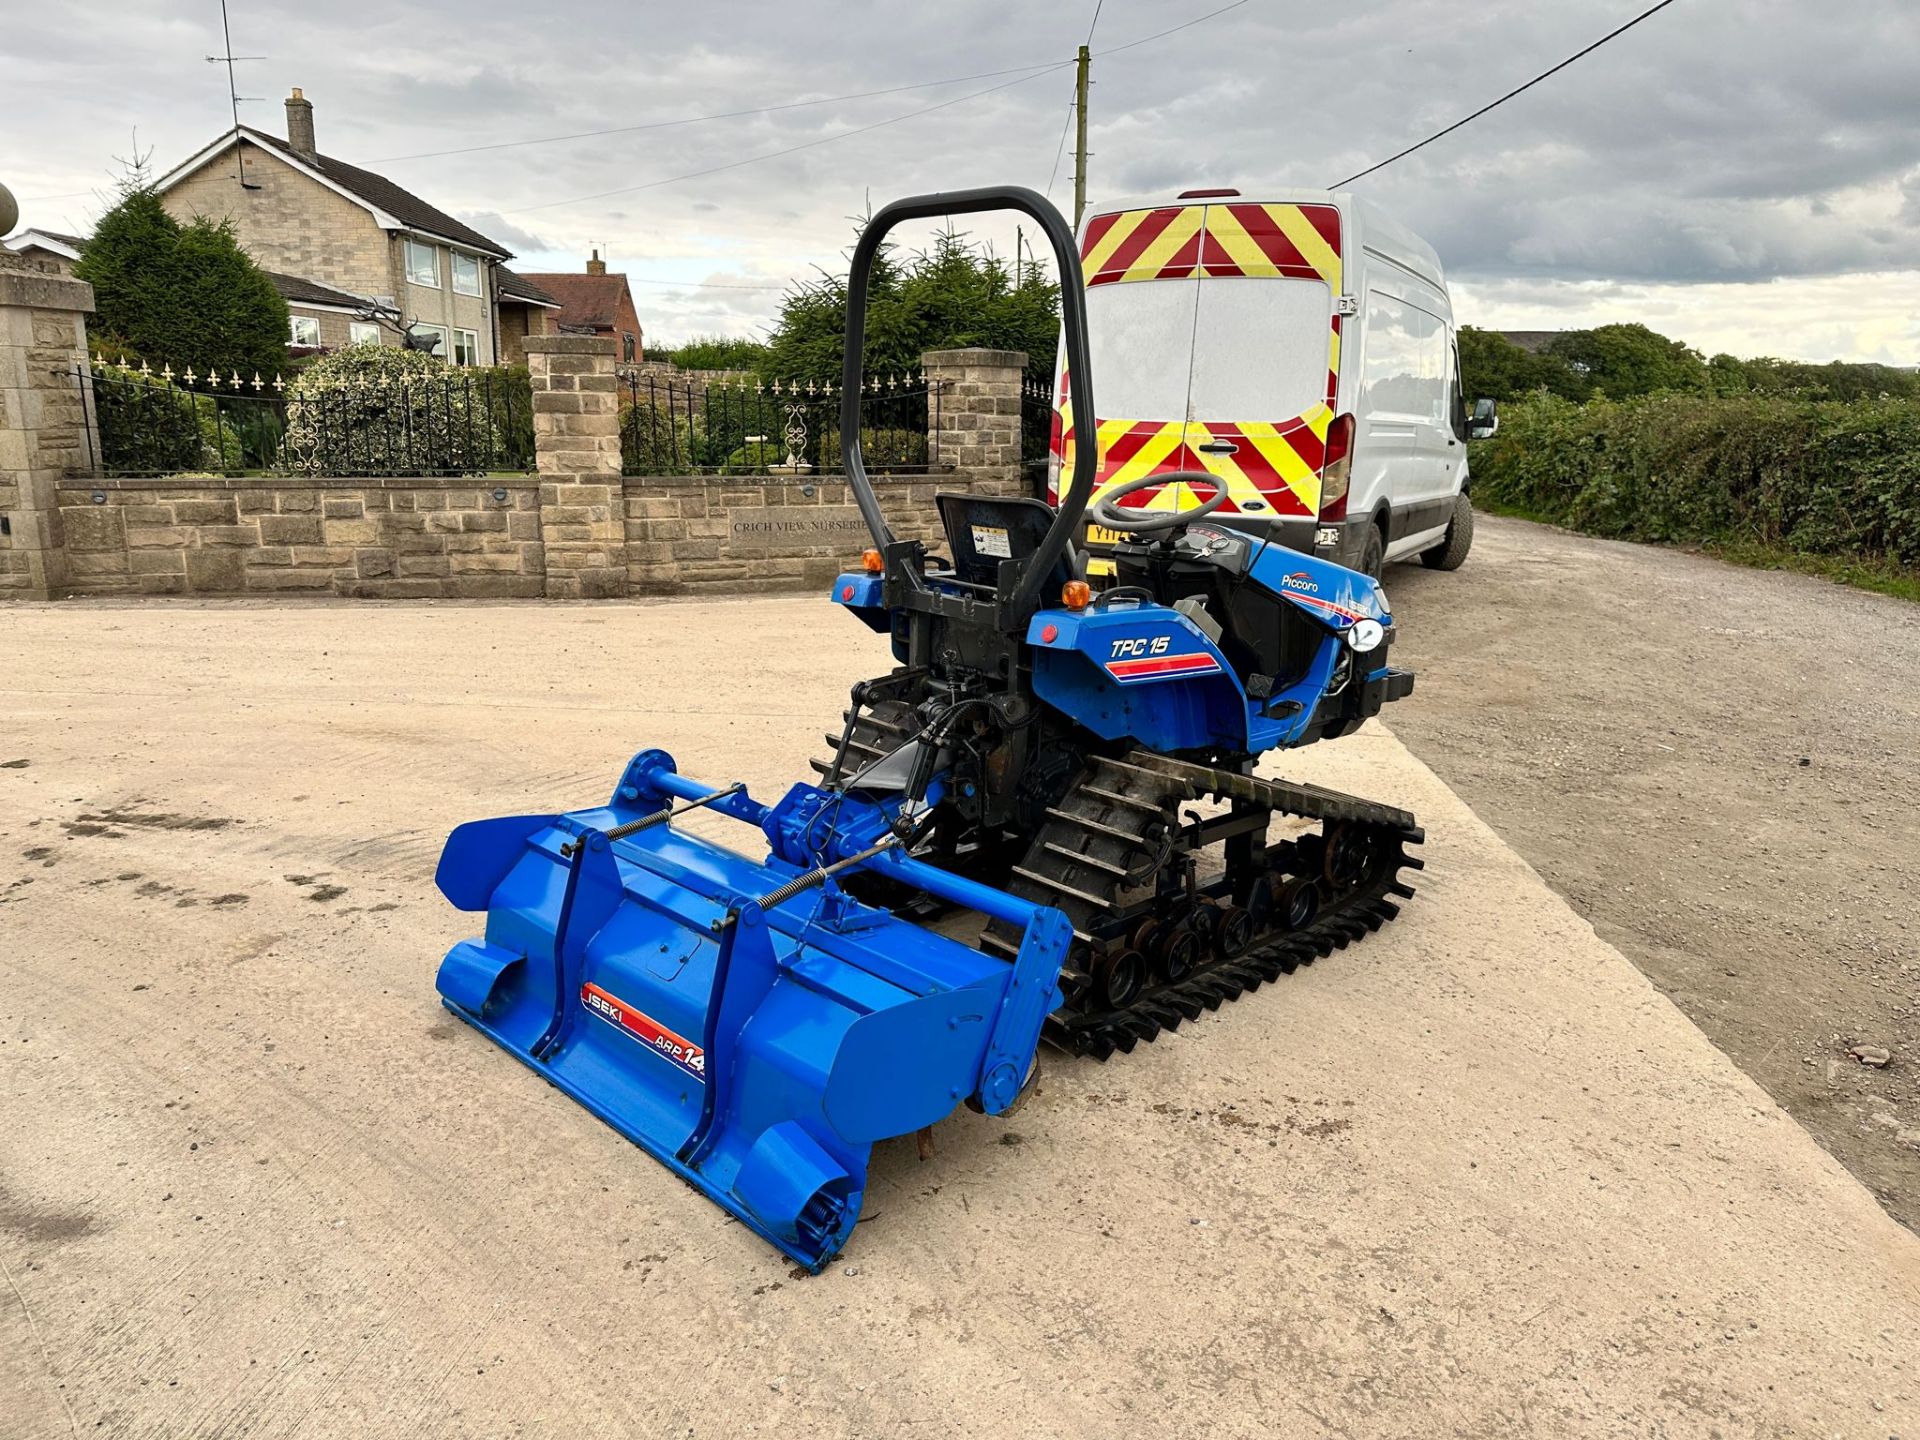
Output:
1421,494,1473,571
1360,525,1385,580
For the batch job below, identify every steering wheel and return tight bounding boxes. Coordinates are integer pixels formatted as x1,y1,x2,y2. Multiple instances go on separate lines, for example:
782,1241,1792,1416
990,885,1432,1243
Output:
1088,470,1229,536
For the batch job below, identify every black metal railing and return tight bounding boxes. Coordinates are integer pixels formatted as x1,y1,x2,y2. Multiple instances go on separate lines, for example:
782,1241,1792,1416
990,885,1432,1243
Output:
619,371,941,476
75,361,535,477
1020,375,1057,497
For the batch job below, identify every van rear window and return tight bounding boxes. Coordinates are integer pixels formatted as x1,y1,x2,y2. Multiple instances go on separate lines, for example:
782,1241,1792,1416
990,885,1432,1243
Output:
1084,275,1331,423
1189,277,1331,423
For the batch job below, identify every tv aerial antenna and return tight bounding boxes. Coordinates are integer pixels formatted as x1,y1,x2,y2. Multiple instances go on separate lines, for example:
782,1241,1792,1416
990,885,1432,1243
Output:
206,0,267,190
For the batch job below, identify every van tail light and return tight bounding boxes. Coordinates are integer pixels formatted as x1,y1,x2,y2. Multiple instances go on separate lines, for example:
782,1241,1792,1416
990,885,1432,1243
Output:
1319,412,1356,522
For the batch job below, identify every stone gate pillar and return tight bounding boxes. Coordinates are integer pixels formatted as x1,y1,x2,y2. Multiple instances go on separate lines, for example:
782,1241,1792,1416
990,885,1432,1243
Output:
0,253,95,600
527,332,627,599
921,348,1028,499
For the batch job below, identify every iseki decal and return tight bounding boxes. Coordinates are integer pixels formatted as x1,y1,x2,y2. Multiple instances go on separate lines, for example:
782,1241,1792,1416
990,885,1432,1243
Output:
581,983,706,1081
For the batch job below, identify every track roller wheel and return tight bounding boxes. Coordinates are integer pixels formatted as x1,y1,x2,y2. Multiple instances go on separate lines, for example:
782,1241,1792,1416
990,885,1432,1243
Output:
1153,923,1201,983
1091,947,1146,1010
1213,905,1254,960
1187,901,1221,948
1272,875,1320,931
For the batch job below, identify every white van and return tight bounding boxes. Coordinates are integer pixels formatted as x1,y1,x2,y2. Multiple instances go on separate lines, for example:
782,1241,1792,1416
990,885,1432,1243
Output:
1048,187,1494,578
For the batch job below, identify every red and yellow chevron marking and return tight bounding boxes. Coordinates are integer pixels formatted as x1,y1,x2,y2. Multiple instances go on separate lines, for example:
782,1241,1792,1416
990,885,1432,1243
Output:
1198,203,1342,290
1081,206,1205,285
1055,201,1345,528
1081,202,1342,289
1074,412,1329,520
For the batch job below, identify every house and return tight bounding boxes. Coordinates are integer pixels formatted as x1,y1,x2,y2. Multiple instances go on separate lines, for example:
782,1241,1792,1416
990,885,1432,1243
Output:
151,88,524,365
3,229,85,275
1,226,393,357
495,268,562,367
515,252,645,363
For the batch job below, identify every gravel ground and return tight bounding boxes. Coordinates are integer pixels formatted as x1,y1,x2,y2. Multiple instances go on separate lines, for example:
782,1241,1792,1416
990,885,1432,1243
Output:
1386,511,1920,1232
2,593,1917,1437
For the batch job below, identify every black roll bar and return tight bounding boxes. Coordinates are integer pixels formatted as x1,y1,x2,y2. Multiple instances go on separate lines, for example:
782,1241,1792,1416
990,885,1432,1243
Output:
840,185,1096,618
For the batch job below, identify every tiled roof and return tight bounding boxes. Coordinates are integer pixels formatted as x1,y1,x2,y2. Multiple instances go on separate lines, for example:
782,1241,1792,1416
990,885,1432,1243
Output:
496,267,560,306
514,272,633,330
237,127,511,258
267,270,368,309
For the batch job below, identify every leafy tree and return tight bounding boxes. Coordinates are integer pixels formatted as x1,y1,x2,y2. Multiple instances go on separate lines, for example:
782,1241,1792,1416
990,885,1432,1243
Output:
762,226,1060,381
1457,326,1584,402
1709,354,1920,401
650,334,770,372
77,182,290,378
1543,322,1707,399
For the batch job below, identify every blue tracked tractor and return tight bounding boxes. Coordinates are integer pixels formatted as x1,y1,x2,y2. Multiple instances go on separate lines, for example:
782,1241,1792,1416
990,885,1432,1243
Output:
433,188,1422,1271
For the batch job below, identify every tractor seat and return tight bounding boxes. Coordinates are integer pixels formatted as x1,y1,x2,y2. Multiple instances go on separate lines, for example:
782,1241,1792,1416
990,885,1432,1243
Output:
934,493,1086,591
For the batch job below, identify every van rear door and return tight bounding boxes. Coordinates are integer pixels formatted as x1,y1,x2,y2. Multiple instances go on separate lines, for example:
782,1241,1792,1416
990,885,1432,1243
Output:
1053,204,1207,558
1052,200,1344,565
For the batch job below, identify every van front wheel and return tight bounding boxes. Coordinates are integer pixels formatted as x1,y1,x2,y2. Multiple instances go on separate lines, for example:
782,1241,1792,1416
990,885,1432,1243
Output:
1421,495,1474,571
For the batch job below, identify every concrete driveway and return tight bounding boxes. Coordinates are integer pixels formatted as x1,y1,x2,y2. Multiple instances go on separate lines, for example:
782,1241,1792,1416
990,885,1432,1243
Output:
2,596,1916,1438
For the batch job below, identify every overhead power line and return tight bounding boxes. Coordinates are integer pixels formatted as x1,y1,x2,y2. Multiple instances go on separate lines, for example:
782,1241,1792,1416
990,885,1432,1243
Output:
1332,0,1682,187
1095,0,1252,58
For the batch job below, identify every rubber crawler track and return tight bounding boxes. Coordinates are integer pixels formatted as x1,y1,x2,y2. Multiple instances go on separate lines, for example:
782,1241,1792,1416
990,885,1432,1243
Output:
988,752,1424,1062
814,706,1423,1063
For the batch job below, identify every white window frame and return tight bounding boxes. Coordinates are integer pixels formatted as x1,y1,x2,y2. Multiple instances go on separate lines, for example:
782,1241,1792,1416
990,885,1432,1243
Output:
289,314,322,347
348,320,382,347
405,238,441,289
451,251,482,297
412,323,449,358
452,328,479,367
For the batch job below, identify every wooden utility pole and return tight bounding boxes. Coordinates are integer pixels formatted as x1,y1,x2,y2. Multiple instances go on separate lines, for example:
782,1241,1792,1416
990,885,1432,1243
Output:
1072,44,1090,229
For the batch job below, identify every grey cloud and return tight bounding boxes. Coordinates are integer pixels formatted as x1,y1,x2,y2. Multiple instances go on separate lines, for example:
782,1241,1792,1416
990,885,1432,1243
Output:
455,211,553,254
10,0,1920,348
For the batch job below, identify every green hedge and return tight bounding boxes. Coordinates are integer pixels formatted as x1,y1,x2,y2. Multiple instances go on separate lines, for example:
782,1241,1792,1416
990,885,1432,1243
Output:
1470,392,1920,570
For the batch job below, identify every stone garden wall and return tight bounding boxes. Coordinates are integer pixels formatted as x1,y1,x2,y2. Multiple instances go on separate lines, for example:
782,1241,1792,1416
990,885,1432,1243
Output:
53,475,543,598
0,266,1034,603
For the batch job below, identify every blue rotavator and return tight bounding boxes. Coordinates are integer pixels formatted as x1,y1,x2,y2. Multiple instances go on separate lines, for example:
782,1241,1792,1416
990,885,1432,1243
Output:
435,187,1423,1272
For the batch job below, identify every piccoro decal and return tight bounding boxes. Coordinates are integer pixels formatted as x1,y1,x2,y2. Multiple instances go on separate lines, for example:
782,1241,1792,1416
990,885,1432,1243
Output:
1280,571,1319,594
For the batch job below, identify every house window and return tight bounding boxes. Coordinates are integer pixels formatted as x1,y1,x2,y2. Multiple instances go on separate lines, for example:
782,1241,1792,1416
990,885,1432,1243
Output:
405,238,440,288
349,321,382,346
453,328,479,366
411,323,448,357
289,314,322,348
452,252,482,297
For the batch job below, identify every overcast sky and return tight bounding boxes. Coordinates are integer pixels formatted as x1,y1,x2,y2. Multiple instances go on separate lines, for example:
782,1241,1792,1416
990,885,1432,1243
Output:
7,0,1919,363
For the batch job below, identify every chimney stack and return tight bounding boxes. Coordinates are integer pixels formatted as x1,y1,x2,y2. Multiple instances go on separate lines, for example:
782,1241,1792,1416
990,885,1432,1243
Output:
285,88,316,159
586,248,607,277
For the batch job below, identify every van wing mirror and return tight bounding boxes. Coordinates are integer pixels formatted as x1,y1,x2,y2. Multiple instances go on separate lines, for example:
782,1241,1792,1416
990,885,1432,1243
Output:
1467,397,1499,440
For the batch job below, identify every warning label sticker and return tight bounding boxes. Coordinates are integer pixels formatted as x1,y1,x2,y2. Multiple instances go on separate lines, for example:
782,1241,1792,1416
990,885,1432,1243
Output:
581,982,706,1080
971,524,1013,559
